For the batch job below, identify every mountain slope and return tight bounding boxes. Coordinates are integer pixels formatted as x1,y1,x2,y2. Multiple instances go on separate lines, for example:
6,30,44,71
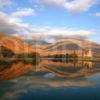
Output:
0,34,35,55
43,38,100,58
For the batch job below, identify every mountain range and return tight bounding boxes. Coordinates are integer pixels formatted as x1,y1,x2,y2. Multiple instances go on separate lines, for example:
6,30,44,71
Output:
0,34,35,55
0,34,100,58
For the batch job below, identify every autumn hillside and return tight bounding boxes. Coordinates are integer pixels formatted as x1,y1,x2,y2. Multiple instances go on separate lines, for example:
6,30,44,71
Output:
0,34,36,55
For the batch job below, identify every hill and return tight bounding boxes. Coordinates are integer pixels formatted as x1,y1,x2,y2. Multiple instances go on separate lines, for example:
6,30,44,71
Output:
0,34,35,55
43,38,100,58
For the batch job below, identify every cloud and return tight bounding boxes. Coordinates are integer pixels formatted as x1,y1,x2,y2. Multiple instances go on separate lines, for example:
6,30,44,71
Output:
19,26,94,42
95,12,100,17
0,8,36,34
0,0,13,9
0,7,94,42
11,8,36,17
38,0,66,6
37,0,97,13
65,0,97,13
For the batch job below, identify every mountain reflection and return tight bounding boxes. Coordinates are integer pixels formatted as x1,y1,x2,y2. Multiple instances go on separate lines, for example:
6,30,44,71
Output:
40,60,97,78
0,60,100,100
0,60,99,81
0,61,38,80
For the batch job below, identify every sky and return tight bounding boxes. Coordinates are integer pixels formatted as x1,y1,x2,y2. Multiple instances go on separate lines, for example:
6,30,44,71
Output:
0,0,100,43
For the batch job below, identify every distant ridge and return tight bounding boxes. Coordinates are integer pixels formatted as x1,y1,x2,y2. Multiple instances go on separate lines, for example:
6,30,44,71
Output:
0,33,35,55
42,38,100,58
0,34,99,58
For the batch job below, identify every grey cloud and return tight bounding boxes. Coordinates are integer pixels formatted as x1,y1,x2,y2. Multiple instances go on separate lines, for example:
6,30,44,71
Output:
36,0,97,13
0,8,35,34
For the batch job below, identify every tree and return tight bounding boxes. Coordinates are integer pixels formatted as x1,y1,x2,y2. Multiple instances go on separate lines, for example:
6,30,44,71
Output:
0,46,15,58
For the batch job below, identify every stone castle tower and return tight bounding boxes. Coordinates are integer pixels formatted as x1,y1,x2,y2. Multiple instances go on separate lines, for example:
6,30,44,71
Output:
84,49,92,60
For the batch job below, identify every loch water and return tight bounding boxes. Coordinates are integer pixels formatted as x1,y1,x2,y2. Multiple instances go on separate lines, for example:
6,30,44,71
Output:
0,60,100,100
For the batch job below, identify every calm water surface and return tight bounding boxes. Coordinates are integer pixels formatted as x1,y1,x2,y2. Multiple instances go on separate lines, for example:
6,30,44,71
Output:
0,60,100,100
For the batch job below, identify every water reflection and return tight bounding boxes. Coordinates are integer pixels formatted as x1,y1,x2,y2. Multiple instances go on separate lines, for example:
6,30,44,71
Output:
0,60,38,80
0,60,100,100
40,60,96,78
0,75,94,100
0,60,99,80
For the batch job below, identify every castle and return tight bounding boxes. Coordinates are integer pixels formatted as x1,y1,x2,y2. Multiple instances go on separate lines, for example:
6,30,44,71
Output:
83,49,93,60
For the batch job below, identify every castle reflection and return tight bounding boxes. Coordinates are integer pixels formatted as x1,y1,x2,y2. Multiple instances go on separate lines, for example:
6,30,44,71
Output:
0,60,100,100
0,59,99,81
